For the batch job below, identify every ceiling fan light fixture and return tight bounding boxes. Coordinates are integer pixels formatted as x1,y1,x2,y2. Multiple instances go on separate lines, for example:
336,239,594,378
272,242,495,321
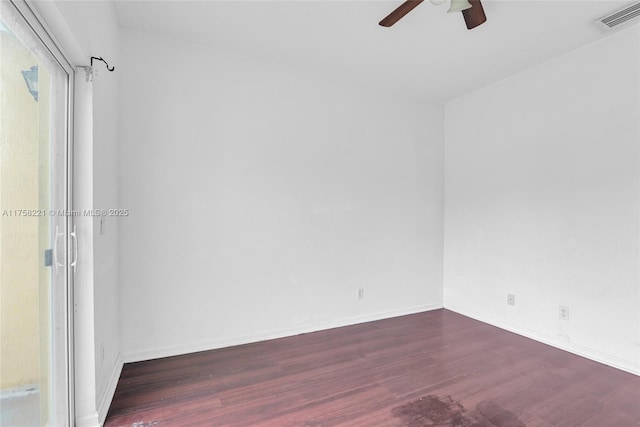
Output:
378,0,486,28
429,0,447,5
447,0,472,14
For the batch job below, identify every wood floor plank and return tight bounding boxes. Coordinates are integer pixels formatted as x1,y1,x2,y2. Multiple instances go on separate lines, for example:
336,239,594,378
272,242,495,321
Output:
106,309,640,426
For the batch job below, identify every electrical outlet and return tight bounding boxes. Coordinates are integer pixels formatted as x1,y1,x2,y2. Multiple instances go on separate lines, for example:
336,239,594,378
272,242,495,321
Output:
507,294,515,306
559,306,569,320
357,288,365,300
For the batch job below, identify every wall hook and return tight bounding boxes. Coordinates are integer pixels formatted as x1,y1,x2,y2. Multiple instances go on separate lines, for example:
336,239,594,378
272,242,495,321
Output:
91,56,115,72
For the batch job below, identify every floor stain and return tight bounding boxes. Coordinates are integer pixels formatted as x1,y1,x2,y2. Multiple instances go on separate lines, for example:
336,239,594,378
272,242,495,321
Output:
392,395,526,427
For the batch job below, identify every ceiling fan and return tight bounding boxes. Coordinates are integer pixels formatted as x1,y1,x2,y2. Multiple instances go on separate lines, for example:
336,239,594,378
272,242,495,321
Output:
379,0,487,30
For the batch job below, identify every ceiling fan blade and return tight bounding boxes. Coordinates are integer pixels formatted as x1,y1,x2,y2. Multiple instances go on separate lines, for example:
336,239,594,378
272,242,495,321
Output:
379,0,425,27
462,0,487,30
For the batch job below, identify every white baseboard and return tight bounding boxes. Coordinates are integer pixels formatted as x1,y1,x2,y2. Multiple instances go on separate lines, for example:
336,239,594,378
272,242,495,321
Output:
123,303,443,363
76,412,100,427
445,303,640,376
97,353,124,425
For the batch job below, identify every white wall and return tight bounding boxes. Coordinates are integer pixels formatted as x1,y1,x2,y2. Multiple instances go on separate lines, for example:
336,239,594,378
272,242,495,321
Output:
119,29,444,361
34,1,122,425
444,26,640,374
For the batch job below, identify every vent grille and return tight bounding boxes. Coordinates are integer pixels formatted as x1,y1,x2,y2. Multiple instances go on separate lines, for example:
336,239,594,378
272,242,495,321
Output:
596,1,640,29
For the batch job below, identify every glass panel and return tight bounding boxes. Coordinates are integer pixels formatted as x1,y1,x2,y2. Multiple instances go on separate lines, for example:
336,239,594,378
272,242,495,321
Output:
0,3,70,425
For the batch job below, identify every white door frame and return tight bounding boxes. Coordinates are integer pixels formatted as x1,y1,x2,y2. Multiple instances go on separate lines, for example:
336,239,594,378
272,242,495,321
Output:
3,0,76,424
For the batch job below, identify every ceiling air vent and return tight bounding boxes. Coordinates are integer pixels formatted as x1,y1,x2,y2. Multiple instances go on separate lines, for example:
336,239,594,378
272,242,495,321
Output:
596,1,640,30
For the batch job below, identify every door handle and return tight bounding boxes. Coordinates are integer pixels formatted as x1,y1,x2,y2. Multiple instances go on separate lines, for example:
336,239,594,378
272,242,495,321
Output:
70,226,78,273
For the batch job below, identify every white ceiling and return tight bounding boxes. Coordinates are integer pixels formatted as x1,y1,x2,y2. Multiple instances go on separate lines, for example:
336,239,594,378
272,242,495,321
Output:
114,0,633,103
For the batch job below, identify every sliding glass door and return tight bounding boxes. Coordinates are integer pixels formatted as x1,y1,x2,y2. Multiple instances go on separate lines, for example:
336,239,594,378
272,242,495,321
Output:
0,1,74,425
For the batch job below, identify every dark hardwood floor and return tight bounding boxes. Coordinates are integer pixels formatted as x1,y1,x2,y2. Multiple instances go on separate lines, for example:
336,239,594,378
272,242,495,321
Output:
105,309,640,426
